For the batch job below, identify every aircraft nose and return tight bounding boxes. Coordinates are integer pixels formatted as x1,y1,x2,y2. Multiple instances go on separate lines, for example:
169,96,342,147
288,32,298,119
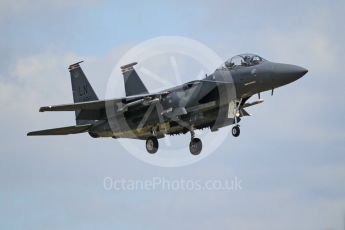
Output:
272,63,308,88
291,65,308,78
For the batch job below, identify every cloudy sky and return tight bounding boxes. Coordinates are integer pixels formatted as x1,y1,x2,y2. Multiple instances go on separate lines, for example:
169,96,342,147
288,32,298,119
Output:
1,0,345,229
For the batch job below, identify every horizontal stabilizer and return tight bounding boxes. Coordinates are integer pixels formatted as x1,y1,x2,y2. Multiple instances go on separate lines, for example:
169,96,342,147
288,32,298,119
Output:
27,124,92,136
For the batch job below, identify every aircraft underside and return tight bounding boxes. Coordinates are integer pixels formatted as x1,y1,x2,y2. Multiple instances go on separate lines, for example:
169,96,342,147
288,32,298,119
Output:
88,102,243,155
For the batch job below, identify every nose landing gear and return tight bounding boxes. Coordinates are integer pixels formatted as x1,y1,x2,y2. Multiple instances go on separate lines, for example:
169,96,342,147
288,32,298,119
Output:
232,125,240,137
231,98,242,137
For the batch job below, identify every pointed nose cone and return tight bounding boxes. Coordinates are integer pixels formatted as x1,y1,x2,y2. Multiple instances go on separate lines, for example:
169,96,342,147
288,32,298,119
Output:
292,65,308,78
272,63,308,88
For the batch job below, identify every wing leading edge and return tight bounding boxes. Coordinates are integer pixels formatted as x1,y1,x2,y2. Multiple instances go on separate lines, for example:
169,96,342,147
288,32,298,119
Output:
38,80,235,112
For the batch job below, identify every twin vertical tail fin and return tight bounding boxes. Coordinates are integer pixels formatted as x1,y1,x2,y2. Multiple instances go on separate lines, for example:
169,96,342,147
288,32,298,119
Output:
27,61,150,136
69,61,99,125
121,62,149,96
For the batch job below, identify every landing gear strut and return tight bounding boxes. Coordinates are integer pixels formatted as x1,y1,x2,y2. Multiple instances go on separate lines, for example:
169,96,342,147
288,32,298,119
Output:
189,129,202,155
146,136,158,154
231,98,242,137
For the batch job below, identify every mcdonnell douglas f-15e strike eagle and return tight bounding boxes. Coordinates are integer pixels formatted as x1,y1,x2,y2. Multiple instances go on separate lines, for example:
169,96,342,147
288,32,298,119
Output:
28,54,308,155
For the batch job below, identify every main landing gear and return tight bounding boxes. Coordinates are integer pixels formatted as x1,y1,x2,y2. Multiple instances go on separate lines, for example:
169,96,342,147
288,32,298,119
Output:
146,136,159,154
146,127,159,154
189,129,202,155
144,127,203,155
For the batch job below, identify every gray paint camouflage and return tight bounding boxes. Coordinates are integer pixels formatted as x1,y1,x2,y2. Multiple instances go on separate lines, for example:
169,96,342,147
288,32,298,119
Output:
28,54,307,154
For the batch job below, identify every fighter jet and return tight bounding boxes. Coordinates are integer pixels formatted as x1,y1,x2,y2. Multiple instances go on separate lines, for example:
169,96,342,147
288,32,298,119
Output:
28,54,308,155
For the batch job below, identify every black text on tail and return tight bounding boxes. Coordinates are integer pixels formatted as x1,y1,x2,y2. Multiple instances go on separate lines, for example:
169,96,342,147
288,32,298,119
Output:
69,61,98,125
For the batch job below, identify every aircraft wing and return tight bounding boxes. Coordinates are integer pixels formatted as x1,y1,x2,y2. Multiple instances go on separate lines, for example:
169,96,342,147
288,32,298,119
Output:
39,79,233,113
27,124,92,136
40,100,107,112
39,93,165,112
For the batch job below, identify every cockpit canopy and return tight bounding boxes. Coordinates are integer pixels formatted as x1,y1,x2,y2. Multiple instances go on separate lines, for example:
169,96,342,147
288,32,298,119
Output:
219,54,265,69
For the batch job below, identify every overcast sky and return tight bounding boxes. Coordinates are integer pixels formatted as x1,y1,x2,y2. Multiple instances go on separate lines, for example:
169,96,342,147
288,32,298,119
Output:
1,0,345,229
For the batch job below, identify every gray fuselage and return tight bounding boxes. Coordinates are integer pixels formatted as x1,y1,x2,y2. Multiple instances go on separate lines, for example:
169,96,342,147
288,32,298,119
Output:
91,57,307,139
